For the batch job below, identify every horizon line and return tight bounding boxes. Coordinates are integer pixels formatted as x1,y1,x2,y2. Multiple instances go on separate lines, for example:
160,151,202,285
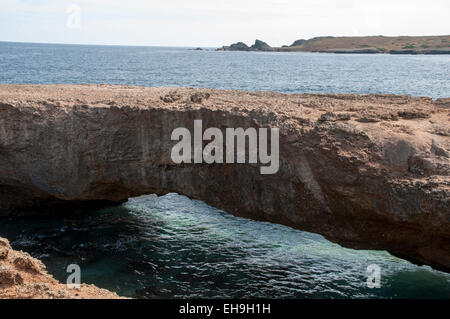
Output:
2,34,450,49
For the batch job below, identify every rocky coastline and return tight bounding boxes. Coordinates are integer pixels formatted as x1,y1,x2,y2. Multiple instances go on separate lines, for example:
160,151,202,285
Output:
0,237,122,299
218,35,450,54
0,84,449,276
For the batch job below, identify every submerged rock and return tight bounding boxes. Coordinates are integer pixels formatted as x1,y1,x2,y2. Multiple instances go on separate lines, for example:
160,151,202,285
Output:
0,84,448,272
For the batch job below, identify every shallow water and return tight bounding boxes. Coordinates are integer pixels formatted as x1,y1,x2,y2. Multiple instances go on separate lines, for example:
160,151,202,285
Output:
0,42,449,98
0,194,449,299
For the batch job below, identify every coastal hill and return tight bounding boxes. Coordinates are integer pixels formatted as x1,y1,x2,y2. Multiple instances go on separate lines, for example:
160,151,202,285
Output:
218,35,450,54
0,85,448,272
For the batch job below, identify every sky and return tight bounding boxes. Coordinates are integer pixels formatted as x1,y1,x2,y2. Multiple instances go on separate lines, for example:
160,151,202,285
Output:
0,0,449,47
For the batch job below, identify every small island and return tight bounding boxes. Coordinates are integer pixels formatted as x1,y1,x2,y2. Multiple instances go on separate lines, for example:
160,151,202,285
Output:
218,35,450,54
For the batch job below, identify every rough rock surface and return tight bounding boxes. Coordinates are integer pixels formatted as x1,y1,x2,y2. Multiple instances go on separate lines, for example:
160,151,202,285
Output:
219,35,450,54
0,84,449,272
0,237,122,299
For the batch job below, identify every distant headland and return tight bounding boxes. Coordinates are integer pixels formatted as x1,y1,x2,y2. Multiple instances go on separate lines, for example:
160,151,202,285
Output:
218,35,450,54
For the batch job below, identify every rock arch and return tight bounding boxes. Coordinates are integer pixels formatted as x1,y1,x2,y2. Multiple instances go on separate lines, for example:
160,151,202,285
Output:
0,85,448,272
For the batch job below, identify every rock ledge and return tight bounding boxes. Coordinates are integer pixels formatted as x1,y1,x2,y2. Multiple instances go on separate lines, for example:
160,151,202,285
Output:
0,237,122,299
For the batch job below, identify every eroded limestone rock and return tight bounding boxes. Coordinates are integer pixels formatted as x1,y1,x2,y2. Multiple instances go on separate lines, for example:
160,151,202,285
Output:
0,84,448,272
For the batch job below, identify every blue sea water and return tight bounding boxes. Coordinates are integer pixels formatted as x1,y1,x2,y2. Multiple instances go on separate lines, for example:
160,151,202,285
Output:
1,194,449,299
0,42,449,298
0,41,449,98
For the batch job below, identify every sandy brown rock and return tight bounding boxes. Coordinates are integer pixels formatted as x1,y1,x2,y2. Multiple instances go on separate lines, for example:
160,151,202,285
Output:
0,238,122,299
0,84,449,272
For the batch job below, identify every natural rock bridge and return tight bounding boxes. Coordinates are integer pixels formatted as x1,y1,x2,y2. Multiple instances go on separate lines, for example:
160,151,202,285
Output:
0,85,449,272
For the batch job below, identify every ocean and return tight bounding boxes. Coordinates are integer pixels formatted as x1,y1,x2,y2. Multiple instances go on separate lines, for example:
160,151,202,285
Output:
1,42,449,98
0,41,449,298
